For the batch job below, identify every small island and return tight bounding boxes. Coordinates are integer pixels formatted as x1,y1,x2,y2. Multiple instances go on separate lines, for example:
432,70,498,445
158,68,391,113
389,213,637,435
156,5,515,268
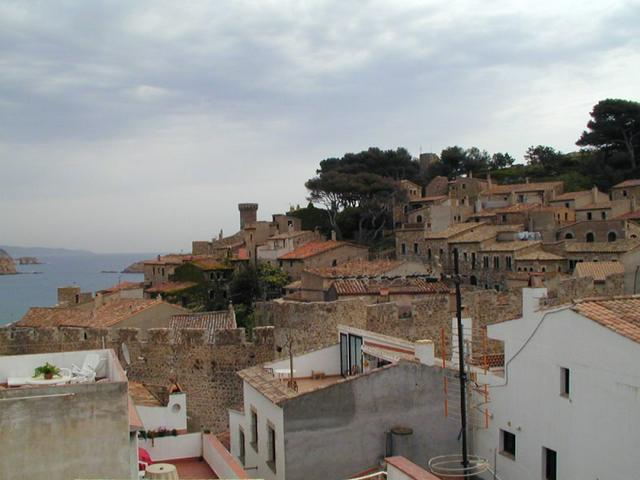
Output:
121,260,145,274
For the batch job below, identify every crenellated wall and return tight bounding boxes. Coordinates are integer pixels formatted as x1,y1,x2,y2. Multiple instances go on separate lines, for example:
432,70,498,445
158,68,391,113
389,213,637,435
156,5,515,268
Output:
0,325,275,433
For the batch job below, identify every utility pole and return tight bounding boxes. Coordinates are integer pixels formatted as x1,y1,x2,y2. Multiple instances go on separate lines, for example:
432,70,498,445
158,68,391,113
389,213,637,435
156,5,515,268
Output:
453,248,470,472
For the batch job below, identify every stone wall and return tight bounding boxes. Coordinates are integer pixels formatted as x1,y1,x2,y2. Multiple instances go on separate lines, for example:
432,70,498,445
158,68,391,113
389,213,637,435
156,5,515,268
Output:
542,274,624,307
0,325,275,433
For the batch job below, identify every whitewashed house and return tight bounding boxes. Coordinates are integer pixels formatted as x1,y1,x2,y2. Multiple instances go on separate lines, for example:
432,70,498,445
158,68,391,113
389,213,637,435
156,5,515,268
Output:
474,288,640,480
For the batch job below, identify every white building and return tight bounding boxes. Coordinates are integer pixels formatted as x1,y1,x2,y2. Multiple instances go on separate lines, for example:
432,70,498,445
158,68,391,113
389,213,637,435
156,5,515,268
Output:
474,288,640,479
229,326,460,480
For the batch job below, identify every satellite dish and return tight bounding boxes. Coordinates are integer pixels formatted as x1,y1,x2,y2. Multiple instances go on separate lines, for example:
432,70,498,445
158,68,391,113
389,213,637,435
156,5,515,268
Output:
121,343,131,366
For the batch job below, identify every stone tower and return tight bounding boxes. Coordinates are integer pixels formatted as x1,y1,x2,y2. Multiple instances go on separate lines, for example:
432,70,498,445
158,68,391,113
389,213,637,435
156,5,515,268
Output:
238,203,259,229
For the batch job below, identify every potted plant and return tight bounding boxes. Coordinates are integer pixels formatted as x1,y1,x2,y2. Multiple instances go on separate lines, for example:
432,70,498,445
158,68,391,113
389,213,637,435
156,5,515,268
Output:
34,362,60,380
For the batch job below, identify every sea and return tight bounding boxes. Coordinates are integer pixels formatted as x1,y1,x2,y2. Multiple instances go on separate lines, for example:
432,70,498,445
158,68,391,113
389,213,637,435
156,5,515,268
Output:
0,253,155,325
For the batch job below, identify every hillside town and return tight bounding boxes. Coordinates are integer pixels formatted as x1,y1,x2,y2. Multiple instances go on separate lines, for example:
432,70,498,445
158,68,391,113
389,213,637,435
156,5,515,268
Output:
3,153,640,479
2,1,639,478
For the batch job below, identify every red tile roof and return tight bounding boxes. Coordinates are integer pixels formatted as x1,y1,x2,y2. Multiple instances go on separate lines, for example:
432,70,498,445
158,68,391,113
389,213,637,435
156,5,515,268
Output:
146,281,198,294
17,298,174,328
615,209,640,220
574,261,624,282
494,202,541,214
333,278,450,296
98,281,144,295
483,181,563,195
306,259,405,277
169,309,237,343
279,241,366,260
573,296,640,344
191,258,233,270
613,179,640,188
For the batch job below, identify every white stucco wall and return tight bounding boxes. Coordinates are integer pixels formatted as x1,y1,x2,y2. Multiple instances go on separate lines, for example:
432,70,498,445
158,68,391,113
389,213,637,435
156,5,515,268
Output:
267,344,341,377
136,393,187,431
230,382,286,480
475,289,640,479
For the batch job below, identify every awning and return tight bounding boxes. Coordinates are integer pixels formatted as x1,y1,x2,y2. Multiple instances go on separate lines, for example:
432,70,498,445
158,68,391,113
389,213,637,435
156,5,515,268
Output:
362,344,415,363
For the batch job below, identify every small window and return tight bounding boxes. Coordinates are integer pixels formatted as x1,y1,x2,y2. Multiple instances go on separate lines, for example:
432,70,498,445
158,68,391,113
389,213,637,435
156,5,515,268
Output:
623,189,628,197
331,259,338,267
267,424,276,471
587,212,592,220
501,429,516,458
601,211,606,220
543,447,557,480
564,232,574,240
586,232,595,243
239,429,246,464
439,248,444,258
565,202,570,208
250,408,258,448
428,248,432,260
501,214,507,222
506,256,512,271
608,231,617,242
564,213,568,221
560,367,570,397
401,243,407,255
462,183,466,190
416,215,423,223
463,252,468,262
493,256,500,270
483,256,489,269
471,252,476,268
413,243,419,254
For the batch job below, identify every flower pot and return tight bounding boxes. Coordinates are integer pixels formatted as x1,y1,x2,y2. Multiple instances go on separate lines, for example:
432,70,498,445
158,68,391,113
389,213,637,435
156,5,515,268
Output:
44,372,54,380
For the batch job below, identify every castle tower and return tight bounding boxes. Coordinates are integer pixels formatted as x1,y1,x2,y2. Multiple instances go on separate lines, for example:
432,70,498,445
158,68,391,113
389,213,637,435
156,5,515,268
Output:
238,203,259,229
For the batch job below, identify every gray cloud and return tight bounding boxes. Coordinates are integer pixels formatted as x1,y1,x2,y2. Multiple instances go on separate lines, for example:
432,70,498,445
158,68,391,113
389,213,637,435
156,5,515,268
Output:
0,0,638,252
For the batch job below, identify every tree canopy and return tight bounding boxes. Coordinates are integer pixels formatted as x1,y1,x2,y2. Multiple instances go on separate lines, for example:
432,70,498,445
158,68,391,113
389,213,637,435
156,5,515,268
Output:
577,98,640,170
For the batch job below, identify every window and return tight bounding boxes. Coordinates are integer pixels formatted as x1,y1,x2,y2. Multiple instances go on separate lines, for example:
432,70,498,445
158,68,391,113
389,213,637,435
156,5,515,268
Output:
623,189,628,197
413,243,419,254
416,215,423,223
493,256,500,270
471,252,476,269
500,429,516,458
331,259,338,266
401,243,407,255
250,408,258,448
267,423,276,471
239,429,246,464
587,212,592,220
501,214,507,223
560,367,570,397
506,256,512,271
463,252,468,262
564,232,574,239
601,211,606,219
564,212,568,221
483,256,489,269
543,447,557,480
341,333,363,376
439,248,444,258
565,202,570,208
518,194,524,202
608,231,617,242
586,232,595,242
462,183,466,190
427,248,432,260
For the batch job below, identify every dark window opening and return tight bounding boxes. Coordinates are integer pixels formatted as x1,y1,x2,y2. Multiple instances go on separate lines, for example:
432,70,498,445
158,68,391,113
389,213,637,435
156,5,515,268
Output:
239,429,246,464
586,232,595,242
608,231,617,242
543,448,557,480
250,409,258,448
267,424,276,470
501,430,516,458
561,367,570,397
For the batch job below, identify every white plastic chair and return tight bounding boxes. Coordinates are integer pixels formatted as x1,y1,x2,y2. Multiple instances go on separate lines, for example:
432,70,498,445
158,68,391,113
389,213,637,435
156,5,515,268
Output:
71,353,103,383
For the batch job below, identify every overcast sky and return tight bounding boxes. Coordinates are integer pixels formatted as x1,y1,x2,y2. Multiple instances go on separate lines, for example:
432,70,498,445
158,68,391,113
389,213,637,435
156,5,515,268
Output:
1,0,638,253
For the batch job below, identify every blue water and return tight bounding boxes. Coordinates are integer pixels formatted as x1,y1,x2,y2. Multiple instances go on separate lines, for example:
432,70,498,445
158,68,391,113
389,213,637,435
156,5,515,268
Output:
0,253,156,325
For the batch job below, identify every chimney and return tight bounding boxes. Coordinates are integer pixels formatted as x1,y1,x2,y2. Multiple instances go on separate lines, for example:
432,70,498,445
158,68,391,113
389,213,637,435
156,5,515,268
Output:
331,230,337,241
592,185,598,204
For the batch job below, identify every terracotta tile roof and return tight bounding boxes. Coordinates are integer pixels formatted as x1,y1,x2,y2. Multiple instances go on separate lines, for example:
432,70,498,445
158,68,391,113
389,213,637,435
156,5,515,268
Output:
146,281,198,294
469,211,497,218
17,298,170,328
98,281,144,295
306,259,405,277
572,296,640,344
615,209,640,220
169,309,236,343
574,261,624,282
129,381,163,407
480,240,541,252
191,258,233,270
613,179,640,188
515,250,565,261
483,181,563,195
279,240,366,260
409,195,448,203
333,277,450,296
575,201,613,210
144,254,195,266
564,239,640,253
449,226,502,244
550,190,593,201
424,222,486,239
494,202,541,214
211,231,245,248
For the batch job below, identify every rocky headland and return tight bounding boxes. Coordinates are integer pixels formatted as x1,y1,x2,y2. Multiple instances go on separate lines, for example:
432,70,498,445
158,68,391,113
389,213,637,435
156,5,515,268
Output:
0,249,17,275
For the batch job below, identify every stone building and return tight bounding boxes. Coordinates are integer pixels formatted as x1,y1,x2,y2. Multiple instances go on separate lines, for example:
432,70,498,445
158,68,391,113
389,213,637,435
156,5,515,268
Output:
277,240,369,280
610,178,640,202
548,187,608,209
56,285,93,306
575,198,632,222
555,219,639,243
514,249,567,274
447,175,488,207
563,239,640,268
573,261,625,295
257,230,322,266
479,179,564,206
